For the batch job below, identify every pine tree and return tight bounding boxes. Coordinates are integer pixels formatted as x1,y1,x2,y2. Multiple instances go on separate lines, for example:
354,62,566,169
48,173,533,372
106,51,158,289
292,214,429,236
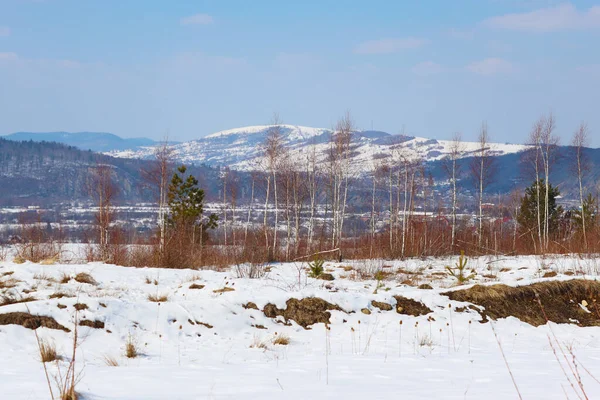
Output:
168,165,218,244
517,179,563,249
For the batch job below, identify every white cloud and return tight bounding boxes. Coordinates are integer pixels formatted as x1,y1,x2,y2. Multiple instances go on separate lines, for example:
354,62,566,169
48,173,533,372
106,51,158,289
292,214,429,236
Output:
412,61,444,76
0,52,18,62
180,13,214,26
0,26,10,37
353,37,426,55
483,3,600,32
466,58,514,76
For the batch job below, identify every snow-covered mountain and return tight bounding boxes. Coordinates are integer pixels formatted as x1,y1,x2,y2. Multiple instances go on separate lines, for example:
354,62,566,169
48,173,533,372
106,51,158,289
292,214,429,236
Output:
107,125,528,173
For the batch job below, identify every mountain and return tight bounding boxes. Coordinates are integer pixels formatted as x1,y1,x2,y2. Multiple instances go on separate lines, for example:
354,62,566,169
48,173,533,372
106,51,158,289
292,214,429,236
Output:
0,138,226,207
3,131,158,153
107,124,528,172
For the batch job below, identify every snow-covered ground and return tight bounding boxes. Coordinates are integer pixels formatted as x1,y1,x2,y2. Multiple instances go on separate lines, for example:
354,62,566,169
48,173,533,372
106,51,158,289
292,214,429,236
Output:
1,251,600,399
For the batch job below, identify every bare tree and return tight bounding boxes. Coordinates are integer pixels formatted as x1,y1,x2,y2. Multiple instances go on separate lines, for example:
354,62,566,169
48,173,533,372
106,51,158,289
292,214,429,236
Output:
470,123,494,248
572,122,590,248
539,113,559,250
523,120,544,252
263,113,286,256
443,133,463,251
88,164,117,261
327,111,354,259
141,140,174,253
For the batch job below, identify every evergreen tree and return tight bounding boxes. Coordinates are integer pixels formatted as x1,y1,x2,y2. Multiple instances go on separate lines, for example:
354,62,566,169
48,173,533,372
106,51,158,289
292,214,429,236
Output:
572,193,596,235
168,165,218,244
517,179,563,244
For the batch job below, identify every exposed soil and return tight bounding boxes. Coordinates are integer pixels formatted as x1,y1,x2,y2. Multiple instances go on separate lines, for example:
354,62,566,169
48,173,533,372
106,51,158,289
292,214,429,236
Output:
443,279,600,327
393,296,432,316
263,297,343,329
371,300,393,311
0,312,70,331
79,319,105,329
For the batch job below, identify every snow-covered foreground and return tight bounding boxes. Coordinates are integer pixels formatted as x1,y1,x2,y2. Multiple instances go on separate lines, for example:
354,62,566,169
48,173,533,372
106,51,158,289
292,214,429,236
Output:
1,254,600,399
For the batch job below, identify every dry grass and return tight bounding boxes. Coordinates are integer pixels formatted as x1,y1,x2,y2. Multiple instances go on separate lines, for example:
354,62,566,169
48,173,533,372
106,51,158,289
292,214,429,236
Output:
189,283,205,290
0,276,19,289
144,276,158,285
74,272,96,285
49,291,74,299
272,333,290,345
213,287,235,294
73,303,88,311
39,339,59,363
59,273,71,284
147,293,168,302
444,279,600,327
33,272,56,282
1,293,37,306
250,335,269,349
125,335,139,358
102,354,119,367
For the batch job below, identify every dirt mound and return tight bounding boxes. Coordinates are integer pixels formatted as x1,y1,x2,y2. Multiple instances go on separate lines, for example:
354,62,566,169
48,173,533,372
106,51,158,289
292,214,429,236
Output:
0,312,70,331
371,300,393,311
79,319,105,329
443,279,600,327
263,297,343,329
393,296,432,316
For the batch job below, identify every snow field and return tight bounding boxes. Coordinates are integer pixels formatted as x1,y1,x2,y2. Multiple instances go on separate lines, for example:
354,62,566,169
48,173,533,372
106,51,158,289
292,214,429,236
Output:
1,254,599,399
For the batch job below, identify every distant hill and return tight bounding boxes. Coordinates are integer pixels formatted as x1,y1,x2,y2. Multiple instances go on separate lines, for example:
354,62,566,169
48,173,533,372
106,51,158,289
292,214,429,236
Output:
3,131,158,152
0,138,227,207
107,124,527,172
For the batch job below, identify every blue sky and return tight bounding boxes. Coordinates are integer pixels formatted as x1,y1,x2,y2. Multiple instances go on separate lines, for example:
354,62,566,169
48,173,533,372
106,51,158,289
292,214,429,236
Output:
1,0,599,145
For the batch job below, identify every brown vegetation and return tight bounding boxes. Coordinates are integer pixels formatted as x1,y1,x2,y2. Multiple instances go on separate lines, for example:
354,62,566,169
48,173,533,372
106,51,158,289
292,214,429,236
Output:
263,297,343,328
444,279,600,327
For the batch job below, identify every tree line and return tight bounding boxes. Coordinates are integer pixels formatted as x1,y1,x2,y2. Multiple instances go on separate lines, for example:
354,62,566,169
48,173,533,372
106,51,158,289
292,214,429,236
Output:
8,112,599,267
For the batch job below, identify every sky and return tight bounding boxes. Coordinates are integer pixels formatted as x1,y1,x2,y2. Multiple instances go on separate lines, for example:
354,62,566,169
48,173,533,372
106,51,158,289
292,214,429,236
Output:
0,0,599,146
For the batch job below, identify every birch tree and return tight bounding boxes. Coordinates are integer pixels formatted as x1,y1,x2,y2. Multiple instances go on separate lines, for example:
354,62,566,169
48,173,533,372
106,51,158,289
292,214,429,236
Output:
443,133,463,251
571,122,590,248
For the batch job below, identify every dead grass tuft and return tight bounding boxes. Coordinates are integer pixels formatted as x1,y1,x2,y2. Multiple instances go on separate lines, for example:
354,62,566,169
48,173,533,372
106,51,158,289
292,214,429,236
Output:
189,283,205,290
74,272,96,285
102,354,119,367
49,291,73,299
59,273,71,284
39,339,59,363
147,293,168,302
272,333,290,345
125,335,139,358
213,287,235,294
1,293,37,306
250,335,269,349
